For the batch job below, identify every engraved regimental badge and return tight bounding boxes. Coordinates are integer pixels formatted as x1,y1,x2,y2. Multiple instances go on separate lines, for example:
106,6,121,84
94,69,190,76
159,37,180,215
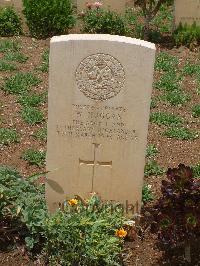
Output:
76,53,125,101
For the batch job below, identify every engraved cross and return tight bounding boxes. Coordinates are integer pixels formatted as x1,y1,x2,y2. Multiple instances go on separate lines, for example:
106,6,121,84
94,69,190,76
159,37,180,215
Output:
79,143,112,192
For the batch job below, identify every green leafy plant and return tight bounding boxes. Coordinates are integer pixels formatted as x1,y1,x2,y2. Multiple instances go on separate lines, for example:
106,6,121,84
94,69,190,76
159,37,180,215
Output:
0,7,22,36
154,71,182,91
144,160,164,177
0,39,20,52
161,90,190,106
164,127,198,140
23,0,75,38
0,128,19,145
152,164,200,263
183,61,200,77
0,60,17,71
33,127,47,142
0,166,47,250
192,104,200,118
151,3,173,34
134,0,172,40
3,72,41,94
22,149,46,167
82,5,129,35
4,51,28,63
192,163,200,179
21,107,44,125
150,112,183,126
37,49,49,72
146,144,158,159
150,97,159,109
142,184,153,204
155,52,178,72
43,194,125,266
174,22,200,48
18,93,46,107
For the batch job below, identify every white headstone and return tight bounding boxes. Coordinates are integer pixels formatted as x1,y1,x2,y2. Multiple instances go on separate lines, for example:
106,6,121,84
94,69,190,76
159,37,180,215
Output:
46,34,156,215
174,0,200,26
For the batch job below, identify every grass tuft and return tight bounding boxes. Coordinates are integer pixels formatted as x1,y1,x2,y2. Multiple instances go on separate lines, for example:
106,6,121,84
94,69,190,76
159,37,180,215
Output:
0,39,20,52
22,149,46,167
192,104,200,118
2,72,41,94
163,127,198,140
0,60,17,71
21,107,44,125
150,112,183,126
4,51,28,63
0,128,19,145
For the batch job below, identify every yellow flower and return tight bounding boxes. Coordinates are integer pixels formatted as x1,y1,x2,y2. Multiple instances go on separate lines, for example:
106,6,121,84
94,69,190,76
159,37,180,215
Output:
68,198,78,206
115,228,127,238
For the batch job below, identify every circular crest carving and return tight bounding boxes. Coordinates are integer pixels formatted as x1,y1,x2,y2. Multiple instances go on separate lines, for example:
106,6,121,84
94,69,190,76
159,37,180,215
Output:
76,53,125,101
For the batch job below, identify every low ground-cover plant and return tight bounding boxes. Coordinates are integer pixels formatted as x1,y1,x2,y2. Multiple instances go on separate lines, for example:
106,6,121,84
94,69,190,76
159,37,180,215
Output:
37,49,49,73
0,60,17,71
183,61,200,77
144,160,164,177
4,51,28,63
154,71,182,92
152,164,200,262
150,112,183,126
33,127,47,142
174,23,200,48
155,52,178,72
0,39,20,53
18,93,46,107
192,104,200,118
44,195,126,265
0,166,47,249
163,127,198,140
82,4,129,36
0,166,128,265
21,107,44,125
161,89,190,106
23,0,75,38
142,184,153,204
192,163,200,179
3,72,41,94
0,128,19,145
22,149,46,167
0,7,22,36
146,144,158,159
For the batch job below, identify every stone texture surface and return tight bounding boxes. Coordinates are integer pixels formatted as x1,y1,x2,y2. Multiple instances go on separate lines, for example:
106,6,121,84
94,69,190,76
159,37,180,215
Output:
174,0,200,26
76,0,133,13
46,34,156,214
0,0,22,9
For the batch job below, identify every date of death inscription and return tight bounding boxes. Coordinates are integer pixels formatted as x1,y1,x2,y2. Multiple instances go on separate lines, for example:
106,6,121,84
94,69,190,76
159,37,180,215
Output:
56,104,138,141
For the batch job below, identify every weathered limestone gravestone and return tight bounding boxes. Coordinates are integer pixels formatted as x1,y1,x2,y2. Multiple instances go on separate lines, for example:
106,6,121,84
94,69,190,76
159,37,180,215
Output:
174,0,200,27
46,34,155,214
0,0,22,10
76,0,133,13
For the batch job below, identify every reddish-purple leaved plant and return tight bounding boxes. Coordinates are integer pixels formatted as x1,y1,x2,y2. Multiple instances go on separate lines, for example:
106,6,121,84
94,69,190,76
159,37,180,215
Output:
152,164,200,246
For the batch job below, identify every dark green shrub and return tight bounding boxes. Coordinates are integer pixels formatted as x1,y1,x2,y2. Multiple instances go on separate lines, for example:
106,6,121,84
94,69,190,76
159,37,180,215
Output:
174,22,200,47
22,0,75,38
82,6,129,35
0,7,22,36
